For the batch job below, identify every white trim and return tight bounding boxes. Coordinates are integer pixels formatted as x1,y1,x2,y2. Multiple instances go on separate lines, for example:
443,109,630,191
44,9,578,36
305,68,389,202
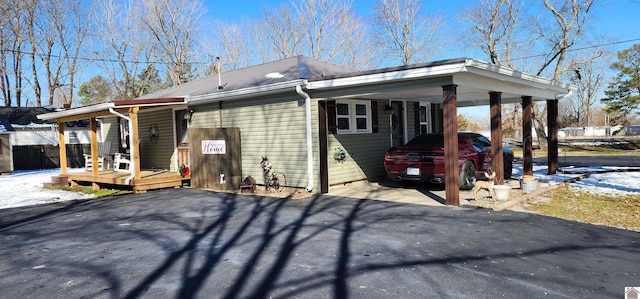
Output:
419,101,432,134
335,100,372,134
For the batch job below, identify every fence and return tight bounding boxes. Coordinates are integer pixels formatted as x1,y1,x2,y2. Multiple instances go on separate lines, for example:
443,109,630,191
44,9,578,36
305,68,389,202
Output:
12,144,90,170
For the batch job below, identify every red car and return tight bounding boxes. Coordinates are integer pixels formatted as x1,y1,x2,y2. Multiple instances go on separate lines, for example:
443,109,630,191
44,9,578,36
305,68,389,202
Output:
384,132,514,190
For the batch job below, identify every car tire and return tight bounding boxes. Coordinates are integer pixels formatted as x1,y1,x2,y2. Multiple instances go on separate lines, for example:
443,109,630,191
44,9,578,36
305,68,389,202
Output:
459,161,476,190
503,158,513,179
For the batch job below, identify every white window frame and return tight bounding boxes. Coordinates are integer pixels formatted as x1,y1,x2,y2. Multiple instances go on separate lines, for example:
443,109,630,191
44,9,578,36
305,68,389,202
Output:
419,101,432,134
336,100,372,134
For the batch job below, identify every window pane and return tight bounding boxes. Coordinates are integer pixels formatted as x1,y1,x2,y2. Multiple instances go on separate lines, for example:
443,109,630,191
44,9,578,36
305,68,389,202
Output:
337,103,349,115
420,124,428,134
420,106,427,122
338,117,350,130
355,104,367,115
356,117,367,130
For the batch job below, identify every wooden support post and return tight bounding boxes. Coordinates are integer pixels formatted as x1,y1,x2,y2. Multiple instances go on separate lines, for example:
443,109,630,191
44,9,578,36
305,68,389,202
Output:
90,117,99,176
58,122,67,175
442,85,459,206
522,96,533,177
129,107,141,182
547,99,559,174
489,92,504,185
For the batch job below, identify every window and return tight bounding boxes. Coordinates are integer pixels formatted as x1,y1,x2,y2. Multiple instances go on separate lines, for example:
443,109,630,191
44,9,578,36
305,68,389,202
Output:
336,100,371,134
419,102,431,134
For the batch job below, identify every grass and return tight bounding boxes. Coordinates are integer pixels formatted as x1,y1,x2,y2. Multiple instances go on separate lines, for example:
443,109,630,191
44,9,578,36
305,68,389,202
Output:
526,189,640,232
508,138,640,232
508,137,640,158
53,185,132,197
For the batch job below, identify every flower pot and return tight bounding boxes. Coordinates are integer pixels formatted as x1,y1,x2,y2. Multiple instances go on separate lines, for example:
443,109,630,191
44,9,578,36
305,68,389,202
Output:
493,185,512,201
520,179,537,192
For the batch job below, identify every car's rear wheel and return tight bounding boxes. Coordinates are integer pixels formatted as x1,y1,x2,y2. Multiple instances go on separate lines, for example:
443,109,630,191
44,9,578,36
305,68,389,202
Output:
503,158,513,179
459,161,476,190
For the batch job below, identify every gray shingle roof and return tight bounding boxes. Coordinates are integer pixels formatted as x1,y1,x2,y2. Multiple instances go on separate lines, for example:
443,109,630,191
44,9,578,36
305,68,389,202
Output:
139,55,357,99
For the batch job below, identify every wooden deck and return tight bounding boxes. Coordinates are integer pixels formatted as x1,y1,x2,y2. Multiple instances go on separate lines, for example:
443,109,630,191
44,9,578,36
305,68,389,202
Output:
66,169,190,193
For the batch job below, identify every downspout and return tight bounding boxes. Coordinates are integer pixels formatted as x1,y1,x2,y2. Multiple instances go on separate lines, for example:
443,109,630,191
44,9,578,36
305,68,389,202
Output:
557,89,573,100
296,85,314,192
109,107,135,184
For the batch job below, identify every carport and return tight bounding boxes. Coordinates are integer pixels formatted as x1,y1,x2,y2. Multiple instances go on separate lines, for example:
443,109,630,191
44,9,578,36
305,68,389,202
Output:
305,58,574,205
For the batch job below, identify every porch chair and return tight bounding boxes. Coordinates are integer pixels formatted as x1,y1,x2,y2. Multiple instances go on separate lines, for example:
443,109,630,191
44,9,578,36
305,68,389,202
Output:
84,142,111,171
113,153,131,172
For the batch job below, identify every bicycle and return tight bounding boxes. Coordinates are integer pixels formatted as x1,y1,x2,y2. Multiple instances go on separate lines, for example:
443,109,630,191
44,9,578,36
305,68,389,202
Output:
260,156,287,192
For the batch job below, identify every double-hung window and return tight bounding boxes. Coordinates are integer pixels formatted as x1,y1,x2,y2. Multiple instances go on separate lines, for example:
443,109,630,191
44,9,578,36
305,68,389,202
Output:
336,100,371,134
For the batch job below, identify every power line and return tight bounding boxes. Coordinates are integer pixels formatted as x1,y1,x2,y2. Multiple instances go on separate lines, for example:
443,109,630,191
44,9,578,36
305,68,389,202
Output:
0,48,213,66
1,37,639,67
508,38,640,62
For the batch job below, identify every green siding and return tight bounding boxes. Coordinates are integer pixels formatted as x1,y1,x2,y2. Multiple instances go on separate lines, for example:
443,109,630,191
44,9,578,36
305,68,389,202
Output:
190,95,311,188
327,100,391,185
99,117,119,155
137,109,175,170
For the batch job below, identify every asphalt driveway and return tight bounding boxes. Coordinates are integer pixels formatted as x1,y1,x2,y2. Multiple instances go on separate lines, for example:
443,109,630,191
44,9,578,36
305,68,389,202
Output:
0,188,638,298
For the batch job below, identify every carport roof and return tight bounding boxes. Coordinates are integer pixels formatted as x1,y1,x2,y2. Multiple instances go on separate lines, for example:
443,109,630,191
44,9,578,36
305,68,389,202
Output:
304,58,575,107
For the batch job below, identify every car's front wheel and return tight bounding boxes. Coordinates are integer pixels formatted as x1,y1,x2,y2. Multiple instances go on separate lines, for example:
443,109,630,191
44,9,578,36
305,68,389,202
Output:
459,161,476,190
504,158,513,179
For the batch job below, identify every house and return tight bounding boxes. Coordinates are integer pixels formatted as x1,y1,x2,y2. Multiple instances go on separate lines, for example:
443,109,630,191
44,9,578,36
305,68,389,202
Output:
38,56,574,204
0,117,15,173
0,107,99,171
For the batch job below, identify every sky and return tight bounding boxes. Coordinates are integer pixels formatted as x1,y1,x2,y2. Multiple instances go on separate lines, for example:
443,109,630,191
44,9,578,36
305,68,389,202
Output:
1,165,638,210
205,0,640,58
202,0,640,121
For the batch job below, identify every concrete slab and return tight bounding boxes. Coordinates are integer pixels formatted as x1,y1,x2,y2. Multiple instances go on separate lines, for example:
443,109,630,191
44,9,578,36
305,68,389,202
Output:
327,178,523,207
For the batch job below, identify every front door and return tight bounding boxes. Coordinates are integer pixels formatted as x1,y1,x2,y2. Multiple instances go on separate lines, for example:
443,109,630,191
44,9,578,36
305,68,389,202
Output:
391,101,405,147
175,109,189,167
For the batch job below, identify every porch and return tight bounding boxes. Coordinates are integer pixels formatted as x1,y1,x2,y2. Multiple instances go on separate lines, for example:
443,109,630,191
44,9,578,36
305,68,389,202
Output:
67,169,189,193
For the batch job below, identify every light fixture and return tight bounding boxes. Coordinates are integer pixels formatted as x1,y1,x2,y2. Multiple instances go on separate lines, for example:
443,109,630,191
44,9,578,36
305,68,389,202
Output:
184,109,194,121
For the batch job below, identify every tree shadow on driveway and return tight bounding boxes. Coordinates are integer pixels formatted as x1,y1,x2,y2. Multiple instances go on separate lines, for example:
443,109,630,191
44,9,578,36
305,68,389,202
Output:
0,188,638,298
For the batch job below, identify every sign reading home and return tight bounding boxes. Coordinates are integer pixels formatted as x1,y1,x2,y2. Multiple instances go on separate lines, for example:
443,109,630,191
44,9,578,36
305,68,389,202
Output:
202,140,226,154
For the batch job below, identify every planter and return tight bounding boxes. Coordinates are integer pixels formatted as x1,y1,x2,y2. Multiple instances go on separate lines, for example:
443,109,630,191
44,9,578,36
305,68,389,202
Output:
493,185,512,201
520,179,537,192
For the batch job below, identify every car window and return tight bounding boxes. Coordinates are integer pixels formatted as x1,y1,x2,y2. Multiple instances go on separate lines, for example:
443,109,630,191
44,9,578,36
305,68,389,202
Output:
406,134,444,146
470,135,491,152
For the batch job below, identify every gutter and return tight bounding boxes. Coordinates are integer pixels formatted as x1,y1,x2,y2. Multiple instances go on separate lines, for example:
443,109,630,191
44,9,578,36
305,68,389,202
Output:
295,85,314,192
109,107,135,184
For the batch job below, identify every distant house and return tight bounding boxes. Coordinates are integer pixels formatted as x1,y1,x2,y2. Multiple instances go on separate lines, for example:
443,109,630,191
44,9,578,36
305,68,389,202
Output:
38,56,573,204
0,107,96,170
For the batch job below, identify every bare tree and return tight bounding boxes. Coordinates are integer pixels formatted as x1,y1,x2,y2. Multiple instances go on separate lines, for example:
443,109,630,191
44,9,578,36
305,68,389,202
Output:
212,21,252,71
462,0,597,149
566,50,609,126
460,0,525,67
51,0,92,106
141,0,205,86
254,4,302,62
372,0,444,65
293,0,371,67
94,0,154,99
1,2,26,107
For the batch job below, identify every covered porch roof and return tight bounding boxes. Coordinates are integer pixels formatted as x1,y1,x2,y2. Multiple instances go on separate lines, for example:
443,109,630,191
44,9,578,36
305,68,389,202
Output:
304,58,573,105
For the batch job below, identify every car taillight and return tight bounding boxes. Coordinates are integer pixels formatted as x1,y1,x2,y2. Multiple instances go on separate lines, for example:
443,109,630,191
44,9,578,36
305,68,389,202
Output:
385,152,407,160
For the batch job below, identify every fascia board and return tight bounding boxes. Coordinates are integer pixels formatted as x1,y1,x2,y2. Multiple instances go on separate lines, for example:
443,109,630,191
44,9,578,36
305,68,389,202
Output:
305,63,466,90
36,103,115,121
188,80,304,104
463,60,575,94
452,74,565,100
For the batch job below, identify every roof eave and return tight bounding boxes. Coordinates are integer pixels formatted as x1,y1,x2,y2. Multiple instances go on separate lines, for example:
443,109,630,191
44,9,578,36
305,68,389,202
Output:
36,103,115,121
188,80,305,104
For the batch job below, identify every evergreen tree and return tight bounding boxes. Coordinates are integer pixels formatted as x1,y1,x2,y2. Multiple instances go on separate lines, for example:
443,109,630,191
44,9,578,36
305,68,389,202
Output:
78,76,113,105
602,44,640,125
